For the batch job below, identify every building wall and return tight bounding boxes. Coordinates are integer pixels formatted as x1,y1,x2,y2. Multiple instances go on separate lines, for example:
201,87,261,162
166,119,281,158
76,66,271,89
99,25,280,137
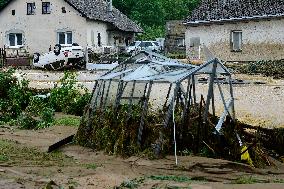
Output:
0,0,109,53
165,20,186,54
185,18,284,61
86,20,109,48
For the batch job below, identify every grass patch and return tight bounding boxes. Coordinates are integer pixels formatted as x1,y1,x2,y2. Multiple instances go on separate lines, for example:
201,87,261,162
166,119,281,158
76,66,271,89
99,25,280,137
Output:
273,179,284,183
118,177,145,189
166,186,192,189
85,163,100,170
54,116,81,127
231,176,268,184
0,155,9,162
0,140,74,167
149,175,193,183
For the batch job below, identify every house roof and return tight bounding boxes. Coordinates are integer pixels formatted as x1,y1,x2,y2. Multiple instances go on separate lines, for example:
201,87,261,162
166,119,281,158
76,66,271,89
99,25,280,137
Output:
0,0,143,33
65,0,143,33
184,0,284,26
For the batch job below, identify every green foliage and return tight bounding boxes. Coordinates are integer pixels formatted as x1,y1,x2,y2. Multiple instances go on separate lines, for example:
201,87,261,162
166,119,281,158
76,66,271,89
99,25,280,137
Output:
0,139,74,167
118,177,145,189
17,113,38,129
149,175,192,183
237,60,284,79
231,176,267,184
85,163,100,170
136,25,165,41
0,154,9,162
76,104,166,157
0,0,7,9
25,96,47,116
54,116,81,127
0,69,90,130
37,107,55,129
0,69,32,122
113,0,200,39
17,107,55,130
49,71,90,116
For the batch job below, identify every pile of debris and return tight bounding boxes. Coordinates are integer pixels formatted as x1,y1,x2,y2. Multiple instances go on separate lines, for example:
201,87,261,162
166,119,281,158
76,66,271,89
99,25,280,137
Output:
75,51,284,167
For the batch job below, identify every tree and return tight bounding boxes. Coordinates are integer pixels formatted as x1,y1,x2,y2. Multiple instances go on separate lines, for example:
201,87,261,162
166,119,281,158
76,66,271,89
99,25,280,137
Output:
113,0,200,38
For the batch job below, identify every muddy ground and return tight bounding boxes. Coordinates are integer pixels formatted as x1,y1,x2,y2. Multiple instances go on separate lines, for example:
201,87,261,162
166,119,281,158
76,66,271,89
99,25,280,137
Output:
1,125,284,189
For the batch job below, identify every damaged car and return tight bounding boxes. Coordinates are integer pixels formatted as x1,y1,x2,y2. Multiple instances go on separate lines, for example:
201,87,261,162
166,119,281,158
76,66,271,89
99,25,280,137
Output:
33,43,85,70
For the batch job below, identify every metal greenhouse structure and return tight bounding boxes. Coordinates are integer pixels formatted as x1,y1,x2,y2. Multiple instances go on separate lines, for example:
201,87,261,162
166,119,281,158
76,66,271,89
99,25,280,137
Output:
77,51,236,163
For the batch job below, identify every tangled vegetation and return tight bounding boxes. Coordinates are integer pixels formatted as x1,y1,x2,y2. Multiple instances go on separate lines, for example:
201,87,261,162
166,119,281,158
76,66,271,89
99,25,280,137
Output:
235,60,284,79
76,101,240,160
76,98,284,167
0,69,90,129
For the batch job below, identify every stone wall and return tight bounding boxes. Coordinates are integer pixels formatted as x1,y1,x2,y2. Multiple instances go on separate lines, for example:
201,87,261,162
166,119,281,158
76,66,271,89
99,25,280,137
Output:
165,20,186,54
185,18,284,61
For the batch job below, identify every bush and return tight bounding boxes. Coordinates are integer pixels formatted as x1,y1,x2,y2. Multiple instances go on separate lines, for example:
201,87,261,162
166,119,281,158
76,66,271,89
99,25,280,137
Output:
49,71,90,116
238,60,284,79
0,69,90,129
0,69,32,122
25,96,48,116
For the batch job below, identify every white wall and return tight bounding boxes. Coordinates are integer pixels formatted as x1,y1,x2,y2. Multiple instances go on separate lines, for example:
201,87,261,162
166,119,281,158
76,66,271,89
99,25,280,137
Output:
185,18,284,61
86,20,109,48
0,0,108,53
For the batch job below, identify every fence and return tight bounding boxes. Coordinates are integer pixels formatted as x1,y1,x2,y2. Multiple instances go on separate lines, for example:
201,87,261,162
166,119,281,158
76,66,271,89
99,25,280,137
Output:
0,46,30,67
0,47,6,67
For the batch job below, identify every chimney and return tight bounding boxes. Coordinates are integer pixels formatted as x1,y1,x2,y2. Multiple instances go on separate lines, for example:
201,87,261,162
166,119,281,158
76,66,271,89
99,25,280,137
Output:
107,0,113,12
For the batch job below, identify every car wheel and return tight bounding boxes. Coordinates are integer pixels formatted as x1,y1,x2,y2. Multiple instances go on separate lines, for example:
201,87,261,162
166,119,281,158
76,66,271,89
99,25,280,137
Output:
54,44,62,56
33,53,40,63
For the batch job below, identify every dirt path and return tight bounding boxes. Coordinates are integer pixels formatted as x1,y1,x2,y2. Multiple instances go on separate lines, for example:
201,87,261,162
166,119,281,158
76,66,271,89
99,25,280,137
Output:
0,126,284,189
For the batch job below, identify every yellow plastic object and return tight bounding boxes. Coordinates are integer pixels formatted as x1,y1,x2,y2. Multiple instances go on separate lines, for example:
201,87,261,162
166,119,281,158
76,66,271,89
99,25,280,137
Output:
241,145,254,167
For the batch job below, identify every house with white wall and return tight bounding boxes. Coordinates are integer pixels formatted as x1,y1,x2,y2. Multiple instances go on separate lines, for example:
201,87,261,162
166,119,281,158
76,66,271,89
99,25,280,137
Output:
184,0,284,62
0,0,143,54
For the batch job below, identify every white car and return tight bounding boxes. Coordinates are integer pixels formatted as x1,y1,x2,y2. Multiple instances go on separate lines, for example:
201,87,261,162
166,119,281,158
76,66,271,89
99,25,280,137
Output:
126,41,160,54
33,44,85,70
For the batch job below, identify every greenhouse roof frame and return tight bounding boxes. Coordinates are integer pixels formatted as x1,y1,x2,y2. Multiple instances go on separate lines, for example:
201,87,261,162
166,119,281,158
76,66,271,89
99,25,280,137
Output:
97,51,231,84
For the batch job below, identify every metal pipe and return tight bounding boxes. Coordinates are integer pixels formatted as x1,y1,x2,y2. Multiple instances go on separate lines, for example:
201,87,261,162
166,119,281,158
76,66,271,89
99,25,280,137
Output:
137,81,153,145
192,75,196,104
128,80,136,119
103,79,112,109
204,60,218,122
228,75,236,121
163,83,180,128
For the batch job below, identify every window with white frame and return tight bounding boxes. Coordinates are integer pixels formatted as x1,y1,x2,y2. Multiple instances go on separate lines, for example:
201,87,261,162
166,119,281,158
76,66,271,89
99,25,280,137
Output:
57,31,72,45
27,2,36,15
8,33,23,47
231,30,242,51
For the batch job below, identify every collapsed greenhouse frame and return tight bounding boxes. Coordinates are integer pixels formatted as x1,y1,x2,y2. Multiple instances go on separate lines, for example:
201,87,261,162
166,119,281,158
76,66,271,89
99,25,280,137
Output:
80,51,236,161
